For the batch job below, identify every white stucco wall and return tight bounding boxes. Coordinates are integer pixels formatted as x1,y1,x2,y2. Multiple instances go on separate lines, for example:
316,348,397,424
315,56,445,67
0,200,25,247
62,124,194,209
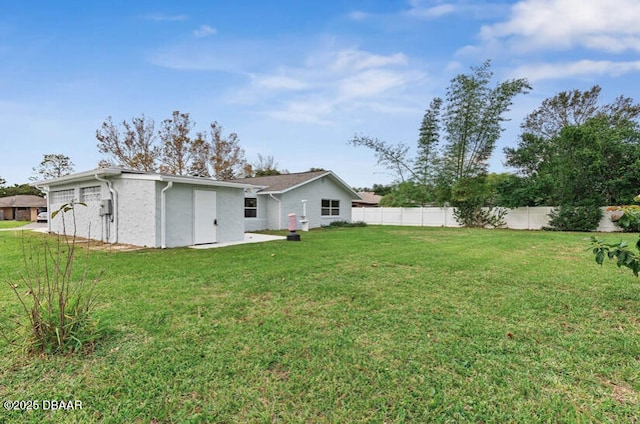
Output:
47,181,111,242
162,182,192,248
46,173,246,248
114,178,157,247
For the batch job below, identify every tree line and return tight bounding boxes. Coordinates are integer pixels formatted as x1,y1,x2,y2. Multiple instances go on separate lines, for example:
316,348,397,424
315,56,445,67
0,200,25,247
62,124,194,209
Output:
95,110,270,179
1,112,285,195
352,60,640,230
4,59,640,230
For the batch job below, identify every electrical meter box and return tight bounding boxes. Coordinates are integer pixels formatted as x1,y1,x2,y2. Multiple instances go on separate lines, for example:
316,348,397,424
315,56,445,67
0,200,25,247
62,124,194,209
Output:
99,199,113,216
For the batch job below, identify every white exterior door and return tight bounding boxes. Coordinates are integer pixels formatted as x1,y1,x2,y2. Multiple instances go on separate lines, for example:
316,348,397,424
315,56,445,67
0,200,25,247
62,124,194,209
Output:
194,190,217,244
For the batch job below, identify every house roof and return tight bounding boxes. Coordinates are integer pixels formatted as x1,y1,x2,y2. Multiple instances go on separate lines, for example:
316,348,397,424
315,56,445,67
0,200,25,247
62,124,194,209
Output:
0,194,46,208
355,191,382,205
227,170,361,198
32,168,255,190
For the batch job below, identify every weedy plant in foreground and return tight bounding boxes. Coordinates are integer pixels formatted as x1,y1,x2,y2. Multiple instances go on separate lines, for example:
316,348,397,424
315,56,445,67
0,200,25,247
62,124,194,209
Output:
590,235,640,277
2,202,103,355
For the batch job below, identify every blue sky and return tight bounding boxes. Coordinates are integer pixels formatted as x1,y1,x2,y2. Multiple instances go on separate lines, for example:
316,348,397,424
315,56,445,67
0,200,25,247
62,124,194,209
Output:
2,0,640,188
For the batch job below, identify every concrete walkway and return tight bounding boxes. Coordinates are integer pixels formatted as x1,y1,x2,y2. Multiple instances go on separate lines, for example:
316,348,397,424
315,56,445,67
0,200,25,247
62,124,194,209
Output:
189,233,286,249
1,223,285,249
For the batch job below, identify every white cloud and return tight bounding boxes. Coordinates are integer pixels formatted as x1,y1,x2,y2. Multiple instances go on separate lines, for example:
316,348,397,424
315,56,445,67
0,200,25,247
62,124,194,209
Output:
481,0,640,53
265,97,337,124
329,49,408,72
143,13,188,22
510,60,640,82
406,2,456,18
193,25,217,38
348,11,370,21
150,36,425,125
262,49,422,123
338,69,410,99
404,0,508,20
253,75,308,90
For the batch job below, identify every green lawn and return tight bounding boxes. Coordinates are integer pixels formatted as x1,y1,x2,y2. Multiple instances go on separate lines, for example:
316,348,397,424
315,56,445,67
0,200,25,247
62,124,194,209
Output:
1,226,639,423
0,221,29,229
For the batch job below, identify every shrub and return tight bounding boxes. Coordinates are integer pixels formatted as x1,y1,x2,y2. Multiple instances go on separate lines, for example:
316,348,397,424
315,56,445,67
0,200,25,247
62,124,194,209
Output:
325,220,367,228
2,202,103,355
607,205,640,232
452,204,507,228
546,204,603,232
450,176,507,228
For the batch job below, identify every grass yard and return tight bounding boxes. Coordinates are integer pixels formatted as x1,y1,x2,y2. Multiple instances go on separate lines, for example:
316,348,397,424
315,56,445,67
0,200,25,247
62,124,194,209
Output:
0,226,639,423
0,221,29,229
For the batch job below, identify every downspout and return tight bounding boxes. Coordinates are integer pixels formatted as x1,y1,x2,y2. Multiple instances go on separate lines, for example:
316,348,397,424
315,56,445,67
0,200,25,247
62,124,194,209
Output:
269,193,282,230
95,174,118,244
161,181,173,249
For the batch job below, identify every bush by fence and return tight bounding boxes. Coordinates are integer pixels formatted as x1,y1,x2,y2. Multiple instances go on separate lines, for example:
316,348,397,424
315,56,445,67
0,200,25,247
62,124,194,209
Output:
352,206,621,232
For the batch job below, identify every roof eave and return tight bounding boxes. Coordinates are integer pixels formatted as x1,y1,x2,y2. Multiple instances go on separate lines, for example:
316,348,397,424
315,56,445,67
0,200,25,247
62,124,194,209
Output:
31,168,124,187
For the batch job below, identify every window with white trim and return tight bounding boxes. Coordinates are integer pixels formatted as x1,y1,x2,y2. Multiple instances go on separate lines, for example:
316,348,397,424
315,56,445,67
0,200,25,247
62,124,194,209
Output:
80,185,101,202
321,199,340,216
50,189,75,204
244,197,258,218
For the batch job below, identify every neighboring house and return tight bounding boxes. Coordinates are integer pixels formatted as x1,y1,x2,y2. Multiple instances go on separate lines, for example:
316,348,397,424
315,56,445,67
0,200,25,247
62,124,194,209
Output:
353,191,382,207
0,194,46,221
227,170,361,231
33,168,252,248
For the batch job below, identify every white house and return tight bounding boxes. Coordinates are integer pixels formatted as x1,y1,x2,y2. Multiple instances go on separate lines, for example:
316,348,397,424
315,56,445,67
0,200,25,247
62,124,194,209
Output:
34,168,253,248
227,170,361,231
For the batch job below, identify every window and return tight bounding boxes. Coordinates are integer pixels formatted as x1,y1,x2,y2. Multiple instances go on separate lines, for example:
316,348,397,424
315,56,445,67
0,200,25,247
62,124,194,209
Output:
80,186,101,202
51,189,75,204
321,199,340,216
244,197,257,218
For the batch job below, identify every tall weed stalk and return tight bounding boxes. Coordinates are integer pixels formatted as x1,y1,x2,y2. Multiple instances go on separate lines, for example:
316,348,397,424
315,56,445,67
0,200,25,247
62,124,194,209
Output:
3,202,103,355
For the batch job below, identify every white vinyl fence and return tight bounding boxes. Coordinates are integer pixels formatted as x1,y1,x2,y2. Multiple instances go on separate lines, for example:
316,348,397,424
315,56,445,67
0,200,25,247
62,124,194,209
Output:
352,206,621,232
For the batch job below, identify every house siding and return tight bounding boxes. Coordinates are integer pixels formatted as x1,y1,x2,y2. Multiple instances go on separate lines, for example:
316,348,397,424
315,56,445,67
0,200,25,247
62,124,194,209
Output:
162,184,244,247
45,172,246,248
278,176,354,229
244,175,355,231
48,181,109,241
116,178,157,247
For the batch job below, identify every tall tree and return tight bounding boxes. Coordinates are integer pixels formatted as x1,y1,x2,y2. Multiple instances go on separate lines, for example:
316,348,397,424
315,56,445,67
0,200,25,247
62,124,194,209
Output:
545,117,640,206
439,60,531,181
188,133,212,177
30,154,75,181
158,111,196,175
350,60,529,206
96,115,159,171
414,98,443,185
208,122,247,180
96,111,249,178
349,135,415,182
504,87,640,209
505,86,640,176
251,154,283,177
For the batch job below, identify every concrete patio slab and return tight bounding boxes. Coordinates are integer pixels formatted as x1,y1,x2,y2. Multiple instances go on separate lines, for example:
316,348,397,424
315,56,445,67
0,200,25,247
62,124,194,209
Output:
189,233,286,249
